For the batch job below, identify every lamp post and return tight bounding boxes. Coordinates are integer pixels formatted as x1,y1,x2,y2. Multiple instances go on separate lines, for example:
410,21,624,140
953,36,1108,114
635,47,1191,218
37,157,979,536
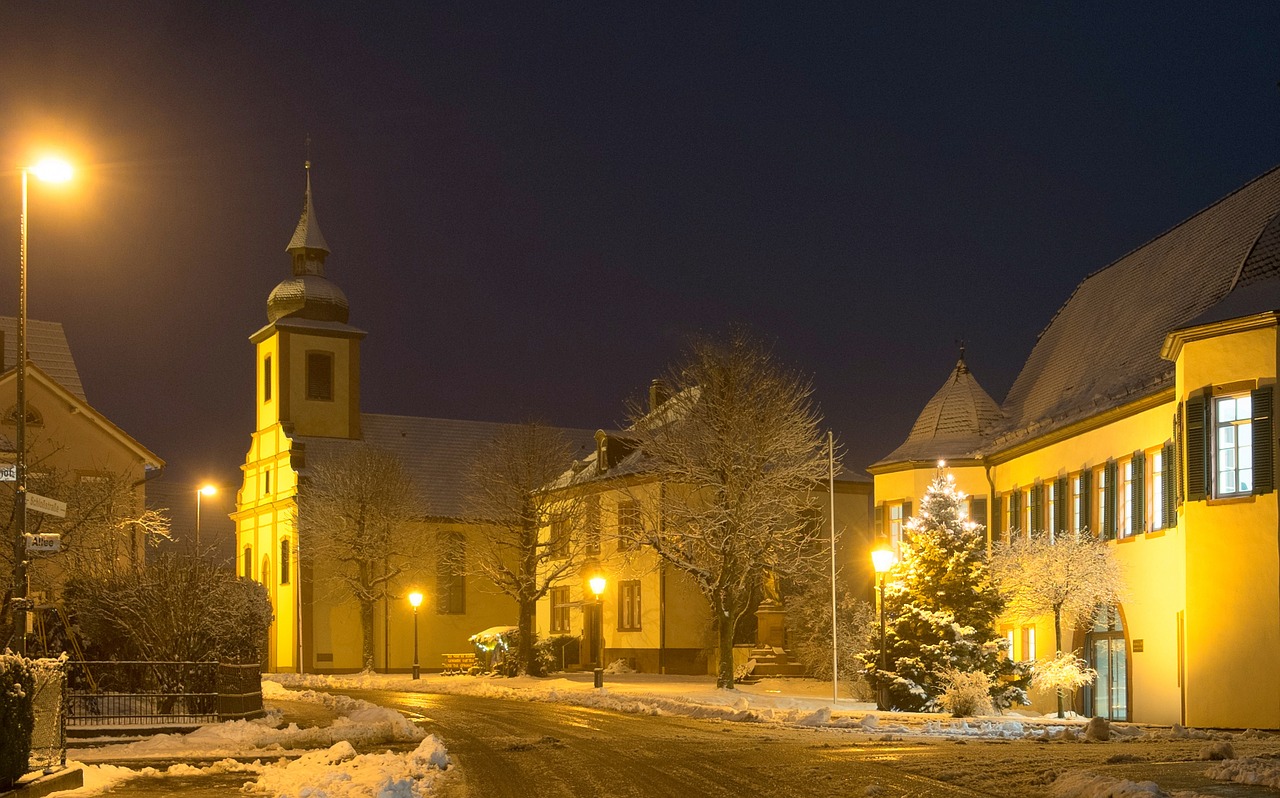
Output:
871,542,897,711
408,591,423,679
195,484,217,553
588,573,606,688
11,157,73,656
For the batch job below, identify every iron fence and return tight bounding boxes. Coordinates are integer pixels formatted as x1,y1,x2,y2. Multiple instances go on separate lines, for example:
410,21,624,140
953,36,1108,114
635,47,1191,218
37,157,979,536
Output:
66,661,262,729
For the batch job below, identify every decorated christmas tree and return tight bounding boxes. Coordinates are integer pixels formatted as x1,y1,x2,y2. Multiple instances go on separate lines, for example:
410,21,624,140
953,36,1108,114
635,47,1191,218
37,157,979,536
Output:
861,471,1029,712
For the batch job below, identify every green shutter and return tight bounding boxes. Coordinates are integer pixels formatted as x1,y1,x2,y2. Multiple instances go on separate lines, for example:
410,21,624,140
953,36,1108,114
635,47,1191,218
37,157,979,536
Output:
991,495,1003,543
1054,476,1068,536
1130,450,1145,537
1009,490,1022,536
902,500,912,521
1174,408,1184,505
1185,395,1208,501
874,503,884,534
1104,460,1118,541
970,496,988,535
1029,484,1042,536
1079,468,1092,537
1253,385,1274,495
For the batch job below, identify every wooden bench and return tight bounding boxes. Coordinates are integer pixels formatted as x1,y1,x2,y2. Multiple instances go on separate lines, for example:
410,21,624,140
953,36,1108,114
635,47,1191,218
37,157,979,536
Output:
442,653,476,674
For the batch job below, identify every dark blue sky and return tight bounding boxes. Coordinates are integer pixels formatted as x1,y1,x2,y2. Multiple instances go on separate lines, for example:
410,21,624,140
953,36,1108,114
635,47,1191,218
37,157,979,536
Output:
1,2,1278,526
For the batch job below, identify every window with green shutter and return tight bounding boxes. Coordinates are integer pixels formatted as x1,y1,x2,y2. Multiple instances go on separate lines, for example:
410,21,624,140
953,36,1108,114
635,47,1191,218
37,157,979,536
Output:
1103,461,1118,541
1077,469,1092,537
1129,451,1145,537
1054,476,1068,537
1030,483,1044,536
991,495,1003,543
1252,385,1274,495
1185,394,1208,501
1008,490,1022,537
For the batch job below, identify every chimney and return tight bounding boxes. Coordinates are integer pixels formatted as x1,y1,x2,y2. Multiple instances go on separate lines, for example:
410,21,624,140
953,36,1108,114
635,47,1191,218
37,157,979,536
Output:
649,379,671,412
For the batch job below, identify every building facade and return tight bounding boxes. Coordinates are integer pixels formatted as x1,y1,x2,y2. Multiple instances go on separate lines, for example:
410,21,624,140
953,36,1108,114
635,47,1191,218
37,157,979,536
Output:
233,166,595,673
870,166,1280,728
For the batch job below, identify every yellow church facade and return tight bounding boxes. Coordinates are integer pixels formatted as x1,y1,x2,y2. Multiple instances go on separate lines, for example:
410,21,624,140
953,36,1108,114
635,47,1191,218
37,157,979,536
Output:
233,167,595,673
871,165,1280,728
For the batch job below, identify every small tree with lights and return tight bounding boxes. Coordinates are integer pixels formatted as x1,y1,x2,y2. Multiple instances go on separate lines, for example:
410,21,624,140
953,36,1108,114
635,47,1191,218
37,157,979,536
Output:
861,470,1029,711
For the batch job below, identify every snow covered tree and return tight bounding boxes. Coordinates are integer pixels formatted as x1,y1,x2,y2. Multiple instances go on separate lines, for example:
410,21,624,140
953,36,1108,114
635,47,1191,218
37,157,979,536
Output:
861,472,1029,711
295,444,422,671
465,422,592,676
785,573,874,697
628,332,832,689
989,530,1124,717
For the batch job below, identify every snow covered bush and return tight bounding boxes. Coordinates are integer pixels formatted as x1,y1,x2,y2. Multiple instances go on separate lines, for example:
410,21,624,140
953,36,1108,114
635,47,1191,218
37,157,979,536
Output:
859,472,1030,711
0,652,36,789
532,635,579,676
784,572,874,698
938,668,994,717
1031,651,1096,697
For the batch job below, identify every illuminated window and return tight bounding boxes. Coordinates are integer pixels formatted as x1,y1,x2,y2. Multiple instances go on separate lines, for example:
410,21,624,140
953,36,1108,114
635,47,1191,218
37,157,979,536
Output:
1072,475,1083,536
618,580,642,631
1046,482,1057,542
1215,394,1253,496
889,503,904,549
1096,466,1108,538
1020,625,1037,662
1120,460,1133,537
550,586,571,633
549,515,568,559
1151,450,1164,530
306,352,333,401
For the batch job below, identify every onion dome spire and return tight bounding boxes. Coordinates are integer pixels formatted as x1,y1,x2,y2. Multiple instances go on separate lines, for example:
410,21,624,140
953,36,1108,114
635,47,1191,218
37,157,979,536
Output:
286,160,330,277
267,160,350,324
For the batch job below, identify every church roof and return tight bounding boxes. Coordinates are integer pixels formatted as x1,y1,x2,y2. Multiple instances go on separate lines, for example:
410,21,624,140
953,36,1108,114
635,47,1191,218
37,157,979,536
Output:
296,414,596,521
0,317,86,401
877,164,1280,467
872,357,1002,467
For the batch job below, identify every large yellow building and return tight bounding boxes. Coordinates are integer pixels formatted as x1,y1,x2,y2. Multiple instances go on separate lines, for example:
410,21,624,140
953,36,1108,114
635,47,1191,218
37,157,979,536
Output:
870,165,1280,727
234,167,594,673
540,386,874,676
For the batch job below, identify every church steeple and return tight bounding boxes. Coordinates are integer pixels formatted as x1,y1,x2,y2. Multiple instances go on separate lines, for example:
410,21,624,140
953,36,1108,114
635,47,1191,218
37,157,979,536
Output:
286,161,330,277
267,162,350,325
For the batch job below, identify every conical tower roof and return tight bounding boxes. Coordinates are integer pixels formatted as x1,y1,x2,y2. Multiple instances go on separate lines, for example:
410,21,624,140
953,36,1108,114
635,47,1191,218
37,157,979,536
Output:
872,356,1003,468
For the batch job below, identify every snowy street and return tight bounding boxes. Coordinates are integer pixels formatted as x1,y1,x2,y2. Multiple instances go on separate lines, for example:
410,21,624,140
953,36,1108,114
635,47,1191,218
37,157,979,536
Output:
44,674,1280,797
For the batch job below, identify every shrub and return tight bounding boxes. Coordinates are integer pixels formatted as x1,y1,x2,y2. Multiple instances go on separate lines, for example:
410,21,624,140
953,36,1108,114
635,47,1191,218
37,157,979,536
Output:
1031,650,1097,696
0,653,35,789
784,574,874,698
532,635,579,676
938,668,994,717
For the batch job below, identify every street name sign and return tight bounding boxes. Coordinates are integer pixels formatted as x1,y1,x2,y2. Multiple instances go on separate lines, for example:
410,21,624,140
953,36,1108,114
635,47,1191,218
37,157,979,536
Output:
24,533,61,553
27,493,67,518
0,465,15,482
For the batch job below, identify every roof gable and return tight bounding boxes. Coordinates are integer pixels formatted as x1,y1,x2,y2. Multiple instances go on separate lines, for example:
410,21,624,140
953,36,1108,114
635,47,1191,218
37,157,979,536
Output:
0,317,86,401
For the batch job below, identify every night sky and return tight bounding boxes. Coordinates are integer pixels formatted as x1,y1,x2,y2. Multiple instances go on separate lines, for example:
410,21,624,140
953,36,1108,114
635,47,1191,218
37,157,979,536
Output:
2,3,1279,535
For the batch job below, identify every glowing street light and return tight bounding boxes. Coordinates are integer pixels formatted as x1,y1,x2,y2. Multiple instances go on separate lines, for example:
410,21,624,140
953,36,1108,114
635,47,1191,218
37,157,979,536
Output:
11,155,74,655
588,573,606,688
408,591,424,679
195,484,218,552
871,540,898,711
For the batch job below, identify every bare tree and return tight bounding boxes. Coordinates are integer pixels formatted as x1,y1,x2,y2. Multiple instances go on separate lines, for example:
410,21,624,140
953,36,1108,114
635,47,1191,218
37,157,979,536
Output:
466,422,590,675
295,444,422,671
629,333,832,689
989,531,1125,717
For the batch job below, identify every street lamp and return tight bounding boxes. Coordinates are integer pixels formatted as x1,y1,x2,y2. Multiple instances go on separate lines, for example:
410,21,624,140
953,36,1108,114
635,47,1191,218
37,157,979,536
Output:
408,591,423,679
871,541,897,711
11,157,73,656
195,484,217,552
588,573,606,688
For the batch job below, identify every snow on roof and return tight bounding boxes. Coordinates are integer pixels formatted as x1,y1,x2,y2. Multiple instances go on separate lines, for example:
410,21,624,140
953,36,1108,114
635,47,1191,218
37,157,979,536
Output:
296,414,595,521
0,317,86,400
873,357,1002,467
878,164,1280,466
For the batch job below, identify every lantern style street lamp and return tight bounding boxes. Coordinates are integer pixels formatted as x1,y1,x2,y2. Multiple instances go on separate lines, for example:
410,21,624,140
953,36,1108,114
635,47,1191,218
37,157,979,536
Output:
11,157,73,656
588,573,606,688
195,484,217,552
871,541,898,711
408,591,423,679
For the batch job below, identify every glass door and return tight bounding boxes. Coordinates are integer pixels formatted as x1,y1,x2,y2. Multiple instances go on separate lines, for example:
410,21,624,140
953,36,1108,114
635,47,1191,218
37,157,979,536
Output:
1086,607,1128,721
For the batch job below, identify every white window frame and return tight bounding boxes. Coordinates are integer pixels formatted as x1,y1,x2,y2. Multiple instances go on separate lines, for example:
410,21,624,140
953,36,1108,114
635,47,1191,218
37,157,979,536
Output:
1215,393,1254,497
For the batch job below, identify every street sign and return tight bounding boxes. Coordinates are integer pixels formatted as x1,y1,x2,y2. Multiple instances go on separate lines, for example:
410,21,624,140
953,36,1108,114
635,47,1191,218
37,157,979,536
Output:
24,533,61,553
0,465,15,482
26,493,67,518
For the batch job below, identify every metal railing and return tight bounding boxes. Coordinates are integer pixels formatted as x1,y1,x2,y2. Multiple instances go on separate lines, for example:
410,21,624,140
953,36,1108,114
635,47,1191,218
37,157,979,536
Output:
66,661,262,729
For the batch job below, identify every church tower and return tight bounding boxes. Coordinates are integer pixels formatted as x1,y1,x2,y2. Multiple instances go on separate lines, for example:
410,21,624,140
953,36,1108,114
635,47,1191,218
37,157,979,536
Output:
233,162,365,672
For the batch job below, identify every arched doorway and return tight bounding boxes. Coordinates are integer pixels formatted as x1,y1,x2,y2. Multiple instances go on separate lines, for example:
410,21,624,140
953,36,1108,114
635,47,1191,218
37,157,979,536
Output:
1085,606,1129,721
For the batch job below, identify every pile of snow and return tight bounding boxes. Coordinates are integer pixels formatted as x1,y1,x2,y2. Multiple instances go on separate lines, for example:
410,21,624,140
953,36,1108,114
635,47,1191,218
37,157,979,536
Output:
53,759,260,797
248,736,450,798
1048,771,1201,798
1205,757,1280,789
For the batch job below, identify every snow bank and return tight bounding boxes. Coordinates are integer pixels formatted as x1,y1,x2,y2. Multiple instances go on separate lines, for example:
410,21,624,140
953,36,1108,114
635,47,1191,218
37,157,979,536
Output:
1205,757,1280,789
247,736,451,798
1048,770,1202,798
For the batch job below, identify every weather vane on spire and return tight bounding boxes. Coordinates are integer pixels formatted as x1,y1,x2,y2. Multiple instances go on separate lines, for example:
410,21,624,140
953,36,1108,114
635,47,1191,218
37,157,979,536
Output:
305,135,312,170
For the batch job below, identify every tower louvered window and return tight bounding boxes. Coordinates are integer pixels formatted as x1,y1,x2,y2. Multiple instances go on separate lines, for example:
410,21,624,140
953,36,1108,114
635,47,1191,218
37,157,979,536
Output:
306,352,334,401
